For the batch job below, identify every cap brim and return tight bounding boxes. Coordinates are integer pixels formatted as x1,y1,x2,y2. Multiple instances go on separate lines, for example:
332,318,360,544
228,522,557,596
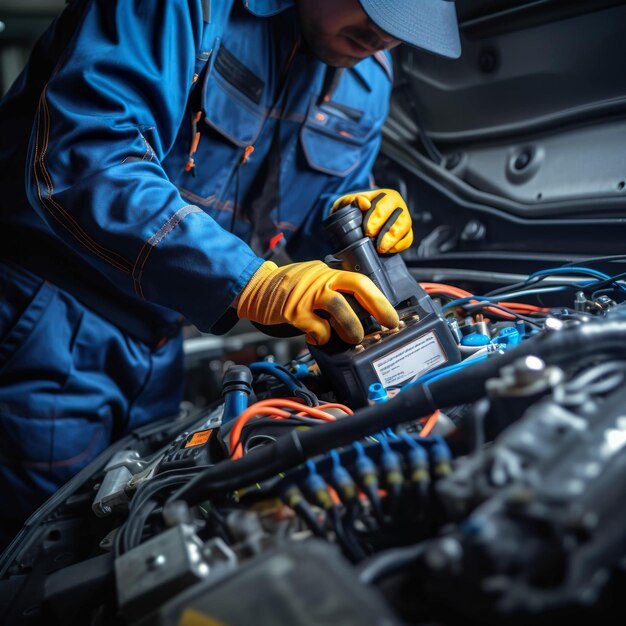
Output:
359,0,461,59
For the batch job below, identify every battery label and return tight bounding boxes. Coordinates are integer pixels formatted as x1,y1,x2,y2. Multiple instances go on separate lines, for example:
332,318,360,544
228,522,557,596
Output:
373,330,447,389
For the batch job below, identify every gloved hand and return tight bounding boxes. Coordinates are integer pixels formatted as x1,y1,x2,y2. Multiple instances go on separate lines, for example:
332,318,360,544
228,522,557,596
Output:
236,260,399,345
331,188,413,254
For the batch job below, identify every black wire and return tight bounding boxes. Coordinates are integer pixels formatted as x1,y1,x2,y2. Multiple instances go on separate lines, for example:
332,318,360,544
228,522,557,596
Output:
329,507,367,563
460,301,546,327
498,282,589,296
583,271,626,296
485,276,565,298
357,542,427,585
117,467,209,554
230,412,327,458
561,254,626,268
240,418,315,454
486,269,626,300
590,288,620,301
246,415,324,427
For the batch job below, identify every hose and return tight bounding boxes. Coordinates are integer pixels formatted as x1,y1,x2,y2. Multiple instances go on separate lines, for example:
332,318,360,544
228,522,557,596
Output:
170,319,626,505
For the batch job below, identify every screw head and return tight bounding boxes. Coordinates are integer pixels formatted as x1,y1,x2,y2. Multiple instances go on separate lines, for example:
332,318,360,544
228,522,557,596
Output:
146,554,166,570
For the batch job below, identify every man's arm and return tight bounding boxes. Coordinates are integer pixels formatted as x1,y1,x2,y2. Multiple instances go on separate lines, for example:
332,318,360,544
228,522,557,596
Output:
25,0,263,332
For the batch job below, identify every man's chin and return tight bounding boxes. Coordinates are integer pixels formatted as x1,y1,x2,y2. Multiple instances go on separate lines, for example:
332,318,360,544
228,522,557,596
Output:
308,42,361,68
323,54,360,68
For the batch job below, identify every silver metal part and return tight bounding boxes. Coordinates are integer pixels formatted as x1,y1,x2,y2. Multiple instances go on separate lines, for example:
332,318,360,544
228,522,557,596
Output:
115,525,236,621
92,450,149,517
486,356,564,398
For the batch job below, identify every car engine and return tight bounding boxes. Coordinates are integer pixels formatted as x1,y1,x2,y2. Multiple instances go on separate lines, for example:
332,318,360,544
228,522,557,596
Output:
1,201,625,626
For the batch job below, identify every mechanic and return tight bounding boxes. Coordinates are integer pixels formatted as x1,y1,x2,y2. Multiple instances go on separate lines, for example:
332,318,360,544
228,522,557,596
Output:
0,0,460,547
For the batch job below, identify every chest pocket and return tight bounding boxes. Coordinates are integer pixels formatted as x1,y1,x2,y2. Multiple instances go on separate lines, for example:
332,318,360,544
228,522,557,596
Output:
202,43,267,149
174,42,268,209
300,97,377,178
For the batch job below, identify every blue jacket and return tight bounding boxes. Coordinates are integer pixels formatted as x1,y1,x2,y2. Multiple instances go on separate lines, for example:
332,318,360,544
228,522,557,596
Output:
0,0,392,344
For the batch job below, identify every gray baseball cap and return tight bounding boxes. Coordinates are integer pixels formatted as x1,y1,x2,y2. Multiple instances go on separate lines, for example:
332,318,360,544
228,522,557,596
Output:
359,0,461,58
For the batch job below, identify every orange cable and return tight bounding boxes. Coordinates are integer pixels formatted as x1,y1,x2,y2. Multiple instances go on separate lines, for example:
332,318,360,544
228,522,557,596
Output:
420,282,549,317
419,410,441,438
230,399,345,459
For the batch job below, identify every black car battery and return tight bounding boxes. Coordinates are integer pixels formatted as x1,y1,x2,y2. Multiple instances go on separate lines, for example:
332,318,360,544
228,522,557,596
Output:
309,291,460,407
309,203,461,407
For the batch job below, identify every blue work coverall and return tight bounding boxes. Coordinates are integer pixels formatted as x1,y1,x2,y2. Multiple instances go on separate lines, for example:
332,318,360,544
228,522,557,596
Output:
0,0,392,542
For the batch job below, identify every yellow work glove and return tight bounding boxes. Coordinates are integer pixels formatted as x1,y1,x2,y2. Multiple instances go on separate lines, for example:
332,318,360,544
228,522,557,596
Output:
236,260,399,346
332,188,413,254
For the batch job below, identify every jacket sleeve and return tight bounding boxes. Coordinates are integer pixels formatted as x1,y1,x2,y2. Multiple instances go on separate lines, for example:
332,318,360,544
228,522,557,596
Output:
25,0,263,333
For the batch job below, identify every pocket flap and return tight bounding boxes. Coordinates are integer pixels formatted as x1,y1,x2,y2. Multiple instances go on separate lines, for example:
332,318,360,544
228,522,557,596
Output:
202,44,265,148
300,98,376,177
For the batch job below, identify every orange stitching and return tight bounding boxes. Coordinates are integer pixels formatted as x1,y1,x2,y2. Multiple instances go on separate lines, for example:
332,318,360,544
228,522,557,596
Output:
39,90,129,269
33,94,129,273
35,88,132,273
132,205,203,298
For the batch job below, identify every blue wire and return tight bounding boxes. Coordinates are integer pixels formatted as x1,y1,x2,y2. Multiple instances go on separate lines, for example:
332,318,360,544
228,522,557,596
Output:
385,428,400,441
528,266,612,281
528,267,626,293
400,432,420,450
377,433,392,453
442,295,491,311
353,442,366,459
443,267,626,313
400,354,489,392
249,362,302,393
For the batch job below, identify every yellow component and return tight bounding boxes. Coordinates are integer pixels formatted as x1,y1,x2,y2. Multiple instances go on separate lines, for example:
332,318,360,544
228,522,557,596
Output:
237,260,399,346
331,188,414,254
178,608,230,626
341,484,357,500
411,468,430,482
385,471,404,485
284,487,303,509
362,473,378,486
434,463,452,477
315,489,334,510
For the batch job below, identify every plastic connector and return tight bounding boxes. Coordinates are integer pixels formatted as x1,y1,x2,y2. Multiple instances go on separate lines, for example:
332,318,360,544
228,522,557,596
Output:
379,439,404,515
430,437,453,478
330,450,358,504
367,382,389,405
353,443,383,522
461,332,491,347
401,435,430,507
304,461,334,511
279,483,326,538
491,326,521,349
222,365,253,424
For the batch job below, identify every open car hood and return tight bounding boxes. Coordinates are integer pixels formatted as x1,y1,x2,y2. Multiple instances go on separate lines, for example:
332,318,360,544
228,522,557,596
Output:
380,0,626,281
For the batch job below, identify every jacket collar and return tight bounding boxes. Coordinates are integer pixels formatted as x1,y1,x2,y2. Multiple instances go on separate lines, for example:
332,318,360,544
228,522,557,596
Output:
242,0,294,17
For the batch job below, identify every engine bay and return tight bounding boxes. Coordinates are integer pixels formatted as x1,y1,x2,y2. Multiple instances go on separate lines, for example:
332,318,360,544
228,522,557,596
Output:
1,250,626,626
1,2,626,625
